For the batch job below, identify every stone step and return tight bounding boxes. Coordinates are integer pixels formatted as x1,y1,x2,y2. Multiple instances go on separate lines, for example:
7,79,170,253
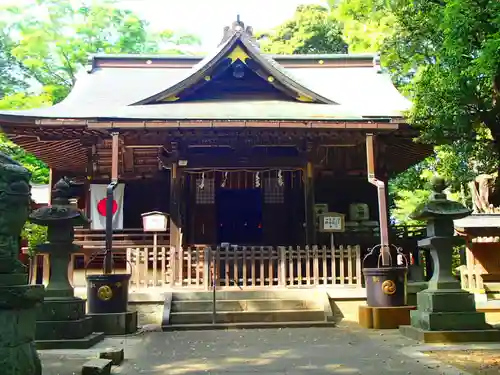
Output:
172,290,324,301
169,309,325,325
82,358,112,375
171,299,323,312
36,332,105,350
162,321,336,331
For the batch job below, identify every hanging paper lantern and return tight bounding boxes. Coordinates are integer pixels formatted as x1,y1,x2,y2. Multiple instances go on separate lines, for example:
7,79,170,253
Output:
221,171,228,188
277,170,284,187
198,172,205,190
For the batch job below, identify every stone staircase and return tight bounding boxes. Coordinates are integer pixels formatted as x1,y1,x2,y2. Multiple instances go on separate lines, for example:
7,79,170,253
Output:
162,290,336,331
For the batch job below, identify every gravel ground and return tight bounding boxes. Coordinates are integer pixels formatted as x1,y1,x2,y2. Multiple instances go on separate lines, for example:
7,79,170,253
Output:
40,323,469,375
426,350,500,375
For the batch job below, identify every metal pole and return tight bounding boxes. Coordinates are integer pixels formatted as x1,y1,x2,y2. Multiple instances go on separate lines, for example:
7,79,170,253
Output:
104,181,118,274
104,131,120,275
212,247,217,325
366,134,390,266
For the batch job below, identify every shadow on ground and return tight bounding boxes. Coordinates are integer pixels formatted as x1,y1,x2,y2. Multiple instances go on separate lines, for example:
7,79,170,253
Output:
81,323,445,375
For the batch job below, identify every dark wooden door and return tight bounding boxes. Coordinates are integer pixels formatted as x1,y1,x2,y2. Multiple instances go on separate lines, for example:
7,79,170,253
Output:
216,188,263,245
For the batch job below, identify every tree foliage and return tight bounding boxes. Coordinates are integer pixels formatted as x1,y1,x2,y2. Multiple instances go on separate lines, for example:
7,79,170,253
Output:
0,91,52,184
332,0,500,221
0,33,27,97
258,4,348,55
383,0,500,156
385,0,500,213
331,0,396,53
1,0,201,103
0,0,201,183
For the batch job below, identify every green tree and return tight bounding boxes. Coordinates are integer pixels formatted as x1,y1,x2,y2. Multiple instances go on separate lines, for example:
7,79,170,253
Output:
331,0,396,53
1,0,201,103
0,0,202,180
259,4,348,54
333,0,500,217
383,0,500,209
0,33,27,96
0,91,52,183
383,1,500,152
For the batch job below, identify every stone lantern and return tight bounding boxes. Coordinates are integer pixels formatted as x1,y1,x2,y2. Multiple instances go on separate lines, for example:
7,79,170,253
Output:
400,176,500,342
30,177,104,348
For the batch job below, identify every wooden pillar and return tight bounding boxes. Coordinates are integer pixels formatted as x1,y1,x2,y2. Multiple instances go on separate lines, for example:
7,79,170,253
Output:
111,132,119,182
169,163,182,251
304,161,316,245
85,146,94,218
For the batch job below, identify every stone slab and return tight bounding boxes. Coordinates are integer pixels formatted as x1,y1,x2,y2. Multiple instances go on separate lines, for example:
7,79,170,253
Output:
37,297,86,321
417,290,477,312
372,305,416,329
162,321,336,331
357,305,373,328
99,347,124,365
81,358,112,375
36,332,105,350
89,311,138,335
36,316,94,341
170,309,326,324
410,309,489,331
400,325,500,343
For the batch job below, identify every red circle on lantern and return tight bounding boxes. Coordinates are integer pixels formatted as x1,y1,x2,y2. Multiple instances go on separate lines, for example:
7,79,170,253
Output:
97,198,118,216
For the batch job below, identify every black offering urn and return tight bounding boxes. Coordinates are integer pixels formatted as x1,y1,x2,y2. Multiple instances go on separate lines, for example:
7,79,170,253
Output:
363,244,408,307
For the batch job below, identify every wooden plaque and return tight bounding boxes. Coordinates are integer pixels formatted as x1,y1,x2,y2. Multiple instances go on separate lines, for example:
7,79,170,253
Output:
318,212,345,233
142,211,169,232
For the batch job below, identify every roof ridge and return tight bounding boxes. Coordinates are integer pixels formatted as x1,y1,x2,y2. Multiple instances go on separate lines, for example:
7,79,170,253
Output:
130,32,339,106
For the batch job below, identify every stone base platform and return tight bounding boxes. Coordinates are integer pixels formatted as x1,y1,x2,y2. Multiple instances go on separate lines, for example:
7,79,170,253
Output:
89,311,138,335
36,332,105,350
359,305,416,329
400,325,500,343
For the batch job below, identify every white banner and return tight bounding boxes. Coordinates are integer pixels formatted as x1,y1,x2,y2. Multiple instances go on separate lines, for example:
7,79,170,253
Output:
90,184,125,230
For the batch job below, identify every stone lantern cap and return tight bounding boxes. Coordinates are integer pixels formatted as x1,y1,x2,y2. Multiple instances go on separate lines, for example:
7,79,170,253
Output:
29,177,90,226
410,176,471,221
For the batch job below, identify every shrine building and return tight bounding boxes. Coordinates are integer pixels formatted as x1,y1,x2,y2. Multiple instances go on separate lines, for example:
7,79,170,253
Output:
0,19,431,290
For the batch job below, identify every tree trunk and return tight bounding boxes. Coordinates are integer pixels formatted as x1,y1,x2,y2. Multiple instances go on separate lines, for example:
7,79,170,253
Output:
492,130,500,208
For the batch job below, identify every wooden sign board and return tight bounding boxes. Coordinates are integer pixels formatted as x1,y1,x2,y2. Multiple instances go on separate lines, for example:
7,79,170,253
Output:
141,211,169,232
318,212,345,233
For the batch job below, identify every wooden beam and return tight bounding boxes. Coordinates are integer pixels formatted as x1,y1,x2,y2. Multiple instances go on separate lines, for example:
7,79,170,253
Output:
170,154,306,169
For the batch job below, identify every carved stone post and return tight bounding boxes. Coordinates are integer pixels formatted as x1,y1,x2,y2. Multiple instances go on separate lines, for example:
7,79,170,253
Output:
0,152,45,375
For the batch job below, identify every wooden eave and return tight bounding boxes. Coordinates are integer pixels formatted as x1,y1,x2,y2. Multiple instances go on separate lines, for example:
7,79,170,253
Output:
131,32,337,105
91,53,376,70
2,117,407,131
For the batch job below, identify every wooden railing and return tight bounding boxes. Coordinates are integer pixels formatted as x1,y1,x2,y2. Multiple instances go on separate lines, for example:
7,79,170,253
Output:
27,229,171,285
74,228,170,250
126,245,362,290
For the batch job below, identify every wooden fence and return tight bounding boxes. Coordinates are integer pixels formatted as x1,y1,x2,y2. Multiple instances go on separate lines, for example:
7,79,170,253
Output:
126,245,362,290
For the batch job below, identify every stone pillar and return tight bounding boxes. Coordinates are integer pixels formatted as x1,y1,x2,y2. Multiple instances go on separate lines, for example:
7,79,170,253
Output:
0,152,45,375
400,176,500,342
